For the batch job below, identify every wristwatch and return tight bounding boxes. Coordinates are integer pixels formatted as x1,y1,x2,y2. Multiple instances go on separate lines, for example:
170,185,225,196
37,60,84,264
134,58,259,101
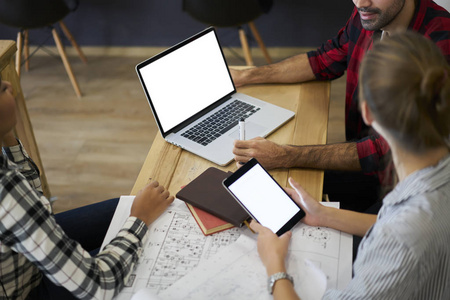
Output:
267,272,294,295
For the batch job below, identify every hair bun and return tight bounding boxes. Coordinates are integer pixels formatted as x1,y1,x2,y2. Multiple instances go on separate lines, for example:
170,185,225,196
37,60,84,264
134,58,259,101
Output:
420,67,450,142
420,67,447,103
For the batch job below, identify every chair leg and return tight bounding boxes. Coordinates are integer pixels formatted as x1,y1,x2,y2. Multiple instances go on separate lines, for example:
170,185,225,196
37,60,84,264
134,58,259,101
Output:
248,21,272,64
52,28,82,98
24,30,30,71
238,27,254,66
59,21,87,64
15,31,23,77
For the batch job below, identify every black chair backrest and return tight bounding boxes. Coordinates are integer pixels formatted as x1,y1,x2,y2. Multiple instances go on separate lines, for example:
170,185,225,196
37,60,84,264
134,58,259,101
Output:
0,0,75,29
258,0,273,13
183,0,272,27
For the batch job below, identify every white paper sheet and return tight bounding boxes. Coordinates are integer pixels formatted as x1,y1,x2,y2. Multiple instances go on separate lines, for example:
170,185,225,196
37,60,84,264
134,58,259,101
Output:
159,202,352,300
101,197,242,299
131,289,161,300
103,198,352,300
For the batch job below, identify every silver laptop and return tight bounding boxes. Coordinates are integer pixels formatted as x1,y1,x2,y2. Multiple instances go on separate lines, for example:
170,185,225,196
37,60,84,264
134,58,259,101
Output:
136,27,294,166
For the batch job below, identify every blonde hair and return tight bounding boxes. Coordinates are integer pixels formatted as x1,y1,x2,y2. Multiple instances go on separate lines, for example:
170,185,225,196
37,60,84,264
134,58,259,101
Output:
359,31,450,153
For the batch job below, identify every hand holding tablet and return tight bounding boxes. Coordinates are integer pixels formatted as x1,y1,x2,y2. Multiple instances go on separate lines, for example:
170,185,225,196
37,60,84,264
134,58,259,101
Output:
223,158,305,236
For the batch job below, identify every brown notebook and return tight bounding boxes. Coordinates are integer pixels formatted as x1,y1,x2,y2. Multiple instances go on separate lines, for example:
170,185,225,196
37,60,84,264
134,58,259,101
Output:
176,167,250,227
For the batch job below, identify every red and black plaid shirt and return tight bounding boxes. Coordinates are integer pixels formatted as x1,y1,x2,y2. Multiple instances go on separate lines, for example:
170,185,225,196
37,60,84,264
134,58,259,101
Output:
307,0,450,184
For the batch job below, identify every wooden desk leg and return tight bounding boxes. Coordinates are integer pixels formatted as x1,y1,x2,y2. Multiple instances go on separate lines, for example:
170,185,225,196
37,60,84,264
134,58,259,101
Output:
1,54,51,198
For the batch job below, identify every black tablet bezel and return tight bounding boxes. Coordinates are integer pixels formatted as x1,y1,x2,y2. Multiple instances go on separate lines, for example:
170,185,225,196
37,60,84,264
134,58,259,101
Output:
223,158,305,236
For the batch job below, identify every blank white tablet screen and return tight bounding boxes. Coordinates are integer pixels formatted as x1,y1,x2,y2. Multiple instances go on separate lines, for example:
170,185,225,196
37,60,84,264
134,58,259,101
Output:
228,164,300,233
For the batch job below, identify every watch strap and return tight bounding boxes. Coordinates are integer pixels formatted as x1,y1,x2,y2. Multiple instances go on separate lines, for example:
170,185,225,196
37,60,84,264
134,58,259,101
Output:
267,272,294,294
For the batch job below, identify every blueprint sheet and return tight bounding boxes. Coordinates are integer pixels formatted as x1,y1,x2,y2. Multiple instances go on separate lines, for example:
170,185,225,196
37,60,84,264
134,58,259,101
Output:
103,198,352,300
158,202,352,300
101,197,242,300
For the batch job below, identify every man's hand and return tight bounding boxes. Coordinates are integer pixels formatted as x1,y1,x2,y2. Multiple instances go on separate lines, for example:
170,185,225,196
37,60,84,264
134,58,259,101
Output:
130,180,174,226
250,221,291,275
233,137,289,170
234,138,362,171
229,68,246,88
229,54,316,89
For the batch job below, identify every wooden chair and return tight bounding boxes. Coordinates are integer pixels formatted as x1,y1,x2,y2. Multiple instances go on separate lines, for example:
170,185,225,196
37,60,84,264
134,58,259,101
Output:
0,0,87,98
183,0,273,66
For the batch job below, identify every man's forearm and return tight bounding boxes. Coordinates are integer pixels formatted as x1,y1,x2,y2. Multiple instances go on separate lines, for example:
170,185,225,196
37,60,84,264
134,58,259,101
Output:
282,142,362,171
239,53,316,85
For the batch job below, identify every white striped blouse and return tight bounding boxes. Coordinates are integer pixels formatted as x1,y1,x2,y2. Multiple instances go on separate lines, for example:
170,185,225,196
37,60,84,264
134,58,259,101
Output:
324,154,450,299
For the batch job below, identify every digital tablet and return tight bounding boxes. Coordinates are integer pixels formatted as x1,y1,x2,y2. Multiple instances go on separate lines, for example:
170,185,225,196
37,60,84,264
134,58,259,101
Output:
223,158,305,236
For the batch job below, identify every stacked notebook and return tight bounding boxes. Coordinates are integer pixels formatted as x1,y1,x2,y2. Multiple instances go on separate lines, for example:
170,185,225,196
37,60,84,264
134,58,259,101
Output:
176,167,250,235
185,203,234,235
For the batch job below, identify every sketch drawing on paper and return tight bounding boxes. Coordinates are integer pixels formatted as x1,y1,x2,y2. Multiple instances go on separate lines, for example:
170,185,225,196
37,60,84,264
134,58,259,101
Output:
110,201,241,300
142,211,240,294
300,227,332,249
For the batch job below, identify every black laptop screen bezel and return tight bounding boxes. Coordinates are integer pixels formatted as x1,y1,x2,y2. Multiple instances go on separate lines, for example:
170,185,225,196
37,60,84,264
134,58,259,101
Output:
135,27,236,137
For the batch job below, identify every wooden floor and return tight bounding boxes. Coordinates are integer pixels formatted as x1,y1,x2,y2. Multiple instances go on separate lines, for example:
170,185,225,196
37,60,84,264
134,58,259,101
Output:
19,47,346,213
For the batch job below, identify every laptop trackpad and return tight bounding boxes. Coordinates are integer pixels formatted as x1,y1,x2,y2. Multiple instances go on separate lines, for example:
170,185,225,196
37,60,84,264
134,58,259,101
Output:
228,122,267,140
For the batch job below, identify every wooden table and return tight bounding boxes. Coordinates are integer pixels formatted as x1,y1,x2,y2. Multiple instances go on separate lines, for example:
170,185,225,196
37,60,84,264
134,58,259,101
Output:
130,80,330,201
0,40,51,198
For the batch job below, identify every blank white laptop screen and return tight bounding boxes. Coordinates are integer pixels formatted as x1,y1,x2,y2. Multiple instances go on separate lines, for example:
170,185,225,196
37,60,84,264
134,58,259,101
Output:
138,31,234,133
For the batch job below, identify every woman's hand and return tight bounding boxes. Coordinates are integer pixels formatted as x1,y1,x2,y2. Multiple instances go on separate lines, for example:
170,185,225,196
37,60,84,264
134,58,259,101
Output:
250,221,292,275
130,180,174,226
285,177,328,227
1,130,18,147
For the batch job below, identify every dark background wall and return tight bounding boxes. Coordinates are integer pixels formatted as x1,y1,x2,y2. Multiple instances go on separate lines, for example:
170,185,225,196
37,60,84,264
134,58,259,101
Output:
0,1,355,48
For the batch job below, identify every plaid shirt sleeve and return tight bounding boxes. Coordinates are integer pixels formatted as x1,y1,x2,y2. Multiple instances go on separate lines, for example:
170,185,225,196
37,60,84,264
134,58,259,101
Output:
413,0,450,63
356,132,392,181
306,10,357,80
2,139,43,195
1,142,148,299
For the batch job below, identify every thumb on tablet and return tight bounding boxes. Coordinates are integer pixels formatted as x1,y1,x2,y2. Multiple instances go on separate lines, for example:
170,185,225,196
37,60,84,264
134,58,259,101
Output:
288,177,324,227
288,177,318,207
288,177,307,202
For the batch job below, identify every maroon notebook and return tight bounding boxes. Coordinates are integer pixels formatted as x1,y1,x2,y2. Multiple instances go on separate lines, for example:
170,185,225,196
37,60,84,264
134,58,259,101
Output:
185,203,235,236
176,167,249,227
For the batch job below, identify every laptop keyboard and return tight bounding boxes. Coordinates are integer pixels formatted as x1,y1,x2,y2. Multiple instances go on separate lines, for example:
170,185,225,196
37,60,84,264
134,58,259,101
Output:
181,99,260,146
